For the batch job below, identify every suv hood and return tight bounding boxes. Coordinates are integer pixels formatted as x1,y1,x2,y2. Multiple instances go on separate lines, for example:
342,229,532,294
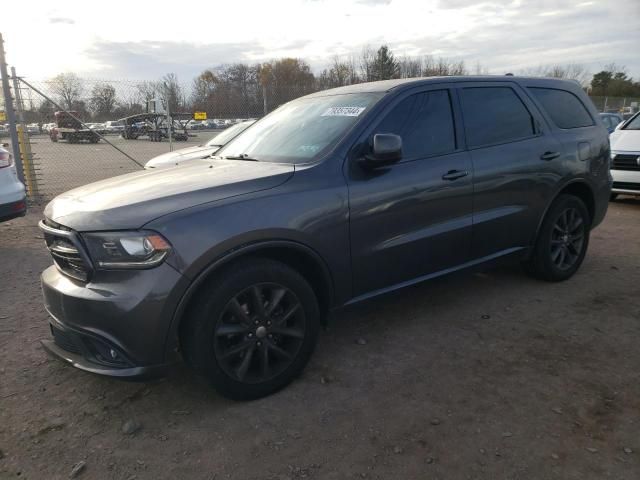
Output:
610,130,640,152
145,145,220,168
45,159,294,231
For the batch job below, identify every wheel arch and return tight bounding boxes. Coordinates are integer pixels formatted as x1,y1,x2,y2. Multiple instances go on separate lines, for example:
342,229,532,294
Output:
165,240,335,360
533,179,596,247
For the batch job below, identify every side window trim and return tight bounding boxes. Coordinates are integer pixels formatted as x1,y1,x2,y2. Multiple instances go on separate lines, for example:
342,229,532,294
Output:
457,84,541,150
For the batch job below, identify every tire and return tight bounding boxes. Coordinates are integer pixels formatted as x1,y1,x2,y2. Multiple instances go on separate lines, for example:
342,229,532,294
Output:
610,193,618,201
181,258,320,400
524,194,591,282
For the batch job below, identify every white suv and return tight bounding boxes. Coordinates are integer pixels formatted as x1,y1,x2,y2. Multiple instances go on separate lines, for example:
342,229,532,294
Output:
0,144,26,222
610,112,640,199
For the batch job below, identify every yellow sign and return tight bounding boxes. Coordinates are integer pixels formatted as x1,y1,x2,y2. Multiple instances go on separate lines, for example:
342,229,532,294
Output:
0,111,6,121
194,111,207,120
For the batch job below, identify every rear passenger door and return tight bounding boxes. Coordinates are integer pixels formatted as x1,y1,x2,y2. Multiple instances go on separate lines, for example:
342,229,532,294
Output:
526,86,607,180
348,87,473,297
457,83,564,259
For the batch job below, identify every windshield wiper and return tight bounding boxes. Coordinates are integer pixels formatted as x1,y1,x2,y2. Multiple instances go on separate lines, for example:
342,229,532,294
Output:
223,154,259,161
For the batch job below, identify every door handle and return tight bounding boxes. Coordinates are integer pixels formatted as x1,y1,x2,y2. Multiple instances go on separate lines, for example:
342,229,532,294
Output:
540,151,561,161
442,170,468,181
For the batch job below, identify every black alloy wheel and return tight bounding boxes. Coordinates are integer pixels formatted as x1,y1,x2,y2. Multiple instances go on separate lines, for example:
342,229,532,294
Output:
181,258,320,400
524,194,591,282
213,283,306,384
549,207,586,271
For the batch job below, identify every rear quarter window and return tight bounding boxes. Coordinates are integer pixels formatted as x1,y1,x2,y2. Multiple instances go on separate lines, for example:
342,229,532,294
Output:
528,87,594,129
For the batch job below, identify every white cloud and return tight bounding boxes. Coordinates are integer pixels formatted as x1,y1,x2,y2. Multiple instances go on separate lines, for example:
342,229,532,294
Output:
2,0,639,81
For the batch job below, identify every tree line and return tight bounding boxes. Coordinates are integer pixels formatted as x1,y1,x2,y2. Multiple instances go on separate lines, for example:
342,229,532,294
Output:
27,45,640,123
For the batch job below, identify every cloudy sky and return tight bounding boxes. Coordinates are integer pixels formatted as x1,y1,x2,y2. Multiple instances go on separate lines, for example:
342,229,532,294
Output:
3,0,639,82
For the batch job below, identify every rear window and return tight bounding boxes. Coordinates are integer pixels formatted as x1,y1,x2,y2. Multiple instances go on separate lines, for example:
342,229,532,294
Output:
460,87,535,148
529,87,593,129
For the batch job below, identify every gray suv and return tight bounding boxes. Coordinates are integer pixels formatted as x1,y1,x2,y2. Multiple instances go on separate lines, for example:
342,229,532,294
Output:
40,77,611,399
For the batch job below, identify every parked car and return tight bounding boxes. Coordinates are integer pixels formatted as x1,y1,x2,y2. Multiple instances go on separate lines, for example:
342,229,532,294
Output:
599,113,623,133
145,120,255,168
609,111,640,199
42,123,56,133
0,144,26,222
39,76,610,400
103,120,125,134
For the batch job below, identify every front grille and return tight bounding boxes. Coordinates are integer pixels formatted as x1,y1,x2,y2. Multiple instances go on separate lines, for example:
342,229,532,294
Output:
40,219,91,282
50,325,82,354
612,181,640,192
612,154,640,171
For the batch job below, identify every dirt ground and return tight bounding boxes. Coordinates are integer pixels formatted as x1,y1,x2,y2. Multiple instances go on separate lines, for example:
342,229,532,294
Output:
1,199,639,480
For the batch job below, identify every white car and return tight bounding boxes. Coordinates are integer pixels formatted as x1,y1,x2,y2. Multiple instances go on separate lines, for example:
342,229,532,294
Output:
610,112,640,199
0,144,26,222
104,120,125,134
145,120,256,168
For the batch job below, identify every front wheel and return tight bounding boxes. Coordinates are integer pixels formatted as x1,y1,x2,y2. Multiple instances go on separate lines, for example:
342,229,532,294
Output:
524,194,591,282
181,258,320,400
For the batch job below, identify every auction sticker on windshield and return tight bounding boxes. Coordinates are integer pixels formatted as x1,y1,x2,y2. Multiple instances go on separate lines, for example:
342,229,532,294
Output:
321,106,366,117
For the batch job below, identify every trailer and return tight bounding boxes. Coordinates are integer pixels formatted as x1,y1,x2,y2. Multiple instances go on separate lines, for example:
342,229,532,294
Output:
49,111,100,143
119,113,193,142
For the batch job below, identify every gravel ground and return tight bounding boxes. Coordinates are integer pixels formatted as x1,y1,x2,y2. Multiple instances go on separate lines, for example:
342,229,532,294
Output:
0,198,639,480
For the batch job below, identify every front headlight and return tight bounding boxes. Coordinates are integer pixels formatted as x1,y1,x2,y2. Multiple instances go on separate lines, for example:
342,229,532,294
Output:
83,231,171,269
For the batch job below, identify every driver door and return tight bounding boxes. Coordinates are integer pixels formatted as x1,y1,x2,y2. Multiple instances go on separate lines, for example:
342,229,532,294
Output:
347,87,473,298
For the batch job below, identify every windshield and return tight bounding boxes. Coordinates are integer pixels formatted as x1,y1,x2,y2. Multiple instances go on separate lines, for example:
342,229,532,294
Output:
206,121,254,147
622,113,640,130
216,92,384,163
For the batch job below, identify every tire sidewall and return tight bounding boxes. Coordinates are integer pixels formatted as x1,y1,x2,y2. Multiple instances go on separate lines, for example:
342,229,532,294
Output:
189,259,320,400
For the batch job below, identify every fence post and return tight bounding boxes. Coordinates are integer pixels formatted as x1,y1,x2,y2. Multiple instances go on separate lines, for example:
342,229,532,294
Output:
263,85,268,115
0,33,25,184
11,67,39,199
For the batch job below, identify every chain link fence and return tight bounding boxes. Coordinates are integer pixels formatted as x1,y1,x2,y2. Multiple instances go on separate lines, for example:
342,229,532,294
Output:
3,71,639,203
7,75,317,202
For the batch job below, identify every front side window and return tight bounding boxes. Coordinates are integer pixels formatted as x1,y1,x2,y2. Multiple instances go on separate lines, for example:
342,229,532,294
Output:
460,86,535,148
622,113,640,130
373,90,456,160
217,92,384,163
529,87,594,129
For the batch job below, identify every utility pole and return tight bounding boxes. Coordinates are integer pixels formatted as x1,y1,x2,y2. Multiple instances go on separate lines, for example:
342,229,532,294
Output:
0,33,25,183
11,67,38,198
164,81,173,152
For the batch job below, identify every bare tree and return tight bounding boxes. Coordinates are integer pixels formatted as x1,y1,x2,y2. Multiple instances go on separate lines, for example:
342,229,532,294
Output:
49,73,83,110
89,83,117,120
359,46,376,82
136,81,158,109
399,55,422,79
159,73,185,112
522,64,591,86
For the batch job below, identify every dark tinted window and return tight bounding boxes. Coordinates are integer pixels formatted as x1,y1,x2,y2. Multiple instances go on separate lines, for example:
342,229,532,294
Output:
529,87,594,129
374,90,455,160
460,87,535,147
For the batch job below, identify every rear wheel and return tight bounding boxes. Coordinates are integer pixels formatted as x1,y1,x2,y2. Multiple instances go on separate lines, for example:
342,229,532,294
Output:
182,258,320,400
610,193,618,201
524,194,591,282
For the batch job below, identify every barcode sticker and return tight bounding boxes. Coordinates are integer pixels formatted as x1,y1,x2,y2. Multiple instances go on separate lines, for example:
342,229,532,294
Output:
321,106,366,117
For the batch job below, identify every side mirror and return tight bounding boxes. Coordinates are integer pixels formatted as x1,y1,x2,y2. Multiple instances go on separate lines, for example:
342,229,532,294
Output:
360,133,402,169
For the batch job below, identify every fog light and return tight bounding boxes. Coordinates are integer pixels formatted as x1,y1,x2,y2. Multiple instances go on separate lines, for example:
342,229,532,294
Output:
109,349,118,360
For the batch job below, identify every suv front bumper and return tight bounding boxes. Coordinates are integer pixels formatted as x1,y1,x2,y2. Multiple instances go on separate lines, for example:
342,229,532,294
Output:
41,262,187,379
